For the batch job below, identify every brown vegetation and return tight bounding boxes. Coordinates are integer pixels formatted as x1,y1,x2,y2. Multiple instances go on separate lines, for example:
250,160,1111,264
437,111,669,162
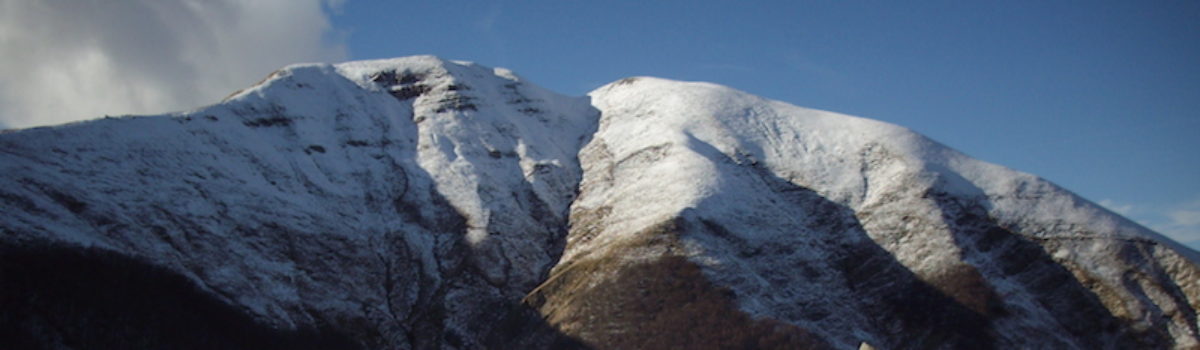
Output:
526,220,830,350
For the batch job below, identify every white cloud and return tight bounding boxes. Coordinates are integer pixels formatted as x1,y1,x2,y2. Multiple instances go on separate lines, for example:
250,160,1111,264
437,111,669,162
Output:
1140,196,1200,249
0,0,346,129
1098,199,1134,216
1169,206,1200,227
1100,196,1200,249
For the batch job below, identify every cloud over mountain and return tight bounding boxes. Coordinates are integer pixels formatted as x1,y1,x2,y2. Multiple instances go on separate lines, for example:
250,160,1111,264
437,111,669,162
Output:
0,0,345,129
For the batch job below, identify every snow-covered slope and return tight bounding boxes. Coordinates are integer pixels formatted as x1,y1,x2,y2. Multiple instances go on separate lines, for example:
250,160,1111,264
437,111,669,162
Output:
2,56,1198,349
1,56,595,348
529,76,1200,349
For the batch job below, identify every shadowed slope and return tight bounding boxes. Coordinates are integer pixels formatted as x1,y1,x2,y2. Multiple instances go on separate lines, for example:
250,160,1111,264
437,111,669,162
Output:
0,241,359,350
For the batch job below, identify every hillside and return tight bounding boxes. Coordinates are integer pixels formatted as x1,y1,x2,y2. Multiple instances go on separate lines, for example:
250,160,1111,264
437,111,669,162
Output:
2,56,1196,349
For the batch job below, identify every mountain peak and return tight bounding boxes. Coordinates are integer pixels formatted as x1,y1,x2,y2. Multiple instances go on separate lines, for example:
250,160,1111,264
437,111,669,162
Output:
2,56,1197,349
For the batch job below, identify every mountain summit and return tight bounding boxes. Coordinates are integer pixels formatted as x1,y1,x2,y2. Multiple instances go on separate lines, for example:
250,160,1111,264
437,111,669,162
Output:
2,56,1196,349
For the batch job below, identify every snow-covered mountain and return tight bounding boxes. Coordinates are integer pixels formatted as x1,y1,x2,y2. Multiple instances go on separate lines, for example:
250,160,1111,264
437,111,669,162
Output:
2,56,1197,349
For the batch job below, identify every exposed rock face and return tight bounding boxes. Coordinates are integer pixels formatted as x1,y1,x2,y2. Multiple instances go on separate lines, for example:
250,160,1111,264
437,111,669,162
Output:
1,56,1197,349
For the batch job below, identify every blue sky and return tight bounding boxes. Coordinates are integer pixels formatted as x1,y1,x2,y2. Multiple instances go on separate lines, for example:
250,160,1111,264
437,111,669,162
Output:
329,1,1200,245
1,0,1196,247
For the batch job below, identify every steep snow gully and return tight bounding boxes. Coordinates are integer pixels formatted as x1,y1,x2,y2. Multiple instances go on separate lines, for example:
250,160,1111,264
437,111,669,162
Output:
2,56,1198,349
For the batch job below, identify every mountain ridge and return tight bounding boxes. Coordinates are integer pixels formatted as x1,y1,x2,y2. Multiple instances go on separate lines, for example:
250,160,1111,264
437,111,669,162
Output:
2,55,1197,349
